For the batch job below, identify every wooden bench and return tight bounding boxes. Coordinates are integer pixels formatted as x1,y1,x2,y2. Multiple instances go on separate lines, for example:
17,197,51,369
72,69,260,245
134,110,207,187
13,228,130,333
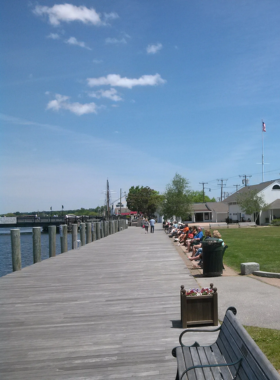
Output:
172,307,280,380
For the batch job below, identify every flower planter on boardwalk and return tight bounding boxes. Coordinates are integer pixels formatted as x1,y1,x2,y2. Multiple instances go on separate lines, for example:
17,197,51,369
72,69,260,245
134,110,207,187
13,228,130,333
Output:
180,284,218,328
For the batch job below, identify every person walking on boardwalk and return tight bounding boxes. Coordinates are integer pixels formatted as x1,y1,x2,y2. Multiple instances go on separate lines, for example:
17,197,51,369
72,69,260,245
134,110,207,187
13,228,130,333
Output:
149,217,155,233
144,218,149,233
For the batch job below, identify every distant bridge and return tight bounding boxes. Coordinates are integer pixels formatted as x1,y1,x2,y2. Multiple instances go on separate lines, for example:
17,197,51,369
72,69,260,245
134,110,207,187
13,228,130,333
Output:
0,216,104,231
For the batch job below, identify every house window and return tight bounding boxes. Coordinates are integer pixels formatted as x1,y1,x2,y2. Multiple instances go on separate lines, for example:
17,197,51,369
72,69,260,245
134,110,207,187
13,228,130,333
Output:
272,185,280,190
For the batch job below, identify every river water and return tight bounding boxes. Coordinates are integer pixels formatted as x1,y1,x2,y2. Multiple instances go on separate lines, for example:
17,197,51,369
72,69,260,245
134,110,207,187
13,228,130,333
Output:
0,228,79,277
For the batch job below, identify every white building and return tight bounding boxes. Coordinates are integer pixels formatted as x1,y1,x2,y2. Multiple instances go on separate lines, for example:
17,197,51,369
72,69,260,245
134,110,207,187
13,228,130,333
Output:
159,202,228,224
223,179,280,225
190,202,228,223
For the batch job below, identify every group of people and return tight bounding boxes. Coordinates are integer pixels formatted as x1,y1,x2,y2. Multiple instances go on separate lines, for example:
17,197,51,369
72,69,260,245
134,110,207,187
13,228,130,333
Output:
163,221,224,268
143,218,155,234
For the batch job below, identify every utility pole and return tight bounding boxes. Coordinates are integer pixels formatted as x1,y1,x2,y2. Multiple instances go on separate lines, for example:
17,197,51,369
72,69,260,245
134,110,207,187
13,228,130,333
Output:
223,192,229,200
239,174,251,187
119,188,122,217
199,182,208,202
106,180,110,221
233,184,240,193
217,179,227,201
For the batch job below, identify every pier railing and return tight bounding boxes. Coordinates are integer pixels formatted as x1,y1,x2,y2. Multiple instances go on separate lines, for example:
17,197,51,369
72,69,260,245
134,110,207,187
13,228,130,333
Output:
10,220,128,273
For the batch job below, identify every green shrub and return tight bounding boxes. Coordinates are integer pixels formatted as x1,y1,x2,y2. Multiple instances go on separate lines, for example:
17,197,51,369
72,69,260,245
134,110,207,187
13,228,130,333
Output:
271,219,280,226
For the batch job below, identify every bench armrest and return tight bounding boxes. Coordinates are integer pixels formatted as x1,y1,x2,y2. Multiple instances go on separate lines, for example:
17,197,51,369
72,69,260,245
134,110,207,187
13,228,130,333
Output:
179,326,221,347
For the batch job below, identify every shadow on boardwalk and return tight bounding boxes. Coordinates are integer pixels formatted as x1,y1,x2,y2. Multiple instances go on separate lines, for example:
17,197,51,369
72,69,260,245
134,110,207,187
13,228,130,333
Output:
0,224,217,379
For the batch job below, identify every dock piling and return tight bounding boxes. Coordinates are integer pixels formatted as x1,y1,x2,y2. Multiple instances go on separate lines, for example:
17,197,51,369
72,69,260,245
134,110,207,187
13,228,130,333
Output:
60,224,68,253
80,223,86,246
72,224,78,250
86,222,91,244
11,229,21,271
48,225,56,257
33,227,42,263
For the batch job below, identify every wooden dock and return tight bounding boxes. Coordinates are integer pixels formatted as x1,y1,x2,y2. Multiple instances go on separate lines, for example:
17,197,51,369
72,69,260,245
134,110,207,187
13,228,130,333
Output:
0,225,216,379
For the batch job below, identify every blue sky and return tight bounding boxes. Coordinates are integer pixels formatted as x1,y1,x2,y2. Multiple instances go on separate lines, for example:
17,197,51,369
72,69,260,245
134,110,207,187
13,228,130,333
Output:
1,0,280,213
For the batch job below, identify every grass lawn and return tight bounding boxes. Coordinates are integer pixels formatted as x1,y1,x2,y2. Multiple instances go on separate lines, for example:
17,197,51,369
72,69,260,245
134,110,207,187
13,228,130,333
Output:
244,325,280,372
210,227,280,273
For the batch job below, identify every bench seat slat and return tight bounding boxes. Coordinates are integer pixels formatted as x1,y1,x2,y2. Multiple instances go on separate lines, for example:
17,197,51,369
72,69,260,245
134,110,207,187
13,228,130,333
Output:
203,346,223,379
190,347,207,380
176,347,196,380
197,346,215,380
224,312,278,380
211,343,234,380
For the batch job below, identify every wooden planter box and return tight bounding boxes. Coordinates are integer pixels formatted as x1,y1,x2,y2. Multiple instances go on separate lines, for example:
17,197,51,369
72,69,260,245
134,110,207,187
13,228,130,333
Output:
180,284,218,328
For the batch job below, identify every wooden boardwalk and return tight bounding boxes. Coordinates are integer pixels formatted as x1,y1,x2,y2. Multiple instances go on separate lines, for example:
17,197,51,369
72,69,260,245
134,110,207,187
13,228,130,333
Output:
0,225,216,379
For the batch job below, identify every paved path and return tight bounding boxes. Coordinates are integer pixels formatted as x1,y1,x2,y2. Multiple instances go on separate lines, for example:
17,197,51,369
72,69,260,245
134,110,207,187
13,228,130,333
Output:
176,239,280,330
197,275,280,330
0,225,216,380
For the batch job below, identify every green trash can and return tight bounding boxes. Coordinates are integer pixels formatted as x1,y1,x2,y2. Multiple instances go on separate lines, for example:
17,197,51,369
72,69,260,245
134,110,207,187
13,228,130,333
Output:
202,238,224,277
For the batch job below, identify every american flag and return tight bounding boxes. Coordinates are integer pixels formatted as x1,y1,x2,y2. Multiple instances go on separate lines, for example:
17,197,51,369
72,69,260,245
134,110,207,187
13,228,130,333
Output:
262,121,266,132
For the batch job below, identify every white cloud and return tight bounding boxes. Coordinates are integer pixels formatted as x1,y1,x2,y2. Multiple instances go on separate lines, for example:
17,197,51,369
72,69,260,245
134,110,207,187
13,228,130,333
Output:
89,88,123,101
93,59,103,64
105,37,127,44
47,33,60,39
87,74,166,89
33,4,102,26
147,43,163,54
65,36,91,50
47,94,97,115
104,12,119,21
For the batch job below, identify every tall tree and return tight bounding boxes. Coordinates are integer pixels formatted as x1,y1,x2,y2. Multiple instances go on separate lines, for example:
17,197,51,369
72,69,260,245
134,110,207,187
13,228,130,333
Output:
236,189,268,222
162,173,193,220
189,191,216,203
126,186,164,217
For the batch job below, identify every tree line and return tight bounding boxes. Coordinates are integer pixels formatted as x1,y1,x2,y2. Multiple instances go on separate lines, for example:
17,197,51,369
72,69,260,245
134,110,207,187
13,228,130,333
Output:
126,173,215,220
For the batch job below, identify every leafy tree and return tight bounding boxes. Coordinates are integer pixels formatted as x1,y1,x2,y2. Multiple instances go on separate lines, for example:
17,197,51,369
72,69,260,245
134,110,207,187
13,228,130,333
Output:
162,173,193,220
236,189,268,222
126,186,164,217
189,191,216,203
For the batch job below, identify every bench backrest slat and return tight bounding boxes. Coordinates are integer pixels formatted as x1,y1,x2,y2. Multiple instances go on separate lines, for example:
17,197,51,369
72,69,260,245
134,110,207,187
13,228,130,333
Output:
223,314,274,380
217,325,255,379
217,310,280,380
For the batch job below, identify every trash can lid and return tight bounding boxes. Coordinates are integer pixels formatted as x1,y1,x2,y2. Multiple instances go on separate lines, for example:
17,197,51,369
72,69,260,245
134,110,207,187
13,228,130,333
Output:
202,238,222,245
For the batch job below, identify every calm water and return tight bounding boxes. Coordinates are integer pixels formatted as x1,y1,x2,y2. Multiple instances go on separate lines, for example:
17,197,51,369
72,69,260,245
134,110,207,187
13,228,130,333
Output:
0,228,79,277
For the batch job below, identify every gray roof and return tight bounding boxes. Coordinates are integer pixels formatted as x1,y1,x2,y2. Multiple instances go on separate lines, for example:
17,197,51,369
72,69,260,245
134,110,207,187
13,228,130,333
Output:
192,202,228,213
267,199,280,209
223,179,278,203
192,203,209,212
205,202,228,213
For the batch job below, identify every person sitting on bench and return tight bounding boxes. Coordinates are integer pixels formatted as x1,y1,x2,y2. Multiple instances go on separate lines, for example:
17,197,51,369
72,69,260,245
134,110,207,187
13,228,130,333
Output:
186,226,203,252
190,229,211,257
189,230,225,267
